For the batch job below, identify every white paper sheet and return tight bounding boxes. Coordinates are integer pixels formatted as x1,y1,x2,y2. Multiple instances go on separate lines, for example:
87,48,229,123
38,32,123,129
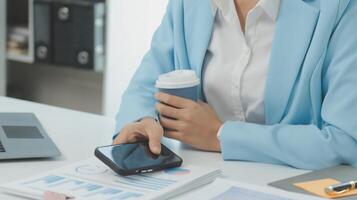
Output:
0,158,221,200
181,178,326,200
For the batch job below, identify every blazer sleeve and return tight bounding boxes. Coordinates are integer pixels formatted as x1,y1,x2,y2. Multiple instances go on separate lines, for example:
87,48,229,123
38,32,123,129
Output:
114,1,176,136
219,1,357,170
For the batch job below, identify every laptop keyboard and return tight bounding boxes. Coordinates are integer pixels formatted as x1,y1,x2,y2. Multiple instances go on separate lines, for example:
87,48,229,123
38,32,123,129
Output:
0,140,5,152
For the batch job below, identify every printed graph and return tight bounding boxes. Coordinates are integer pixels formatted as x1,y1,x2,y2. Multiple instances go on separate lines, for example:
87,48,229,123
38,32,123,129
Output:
114,174,177,191
164,168,191,176
75,164,108,175
20,175,143,200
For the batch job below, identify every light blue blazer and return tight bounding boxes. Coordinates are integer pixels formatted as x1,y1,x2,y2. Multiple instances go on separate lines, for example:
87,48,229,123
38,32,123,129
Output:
115,0,357,170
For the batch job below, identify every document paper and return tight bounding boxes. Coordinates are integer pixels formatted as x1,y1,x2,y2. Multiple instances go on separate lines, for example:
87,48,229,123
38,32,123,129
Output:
181,178,326,200
0,158,221,200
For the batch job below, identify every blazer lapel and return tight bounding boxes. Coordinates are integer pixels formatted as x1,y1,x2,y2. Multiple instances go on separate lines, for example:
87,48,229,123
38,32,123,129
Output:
265,0,320,124
185,0,216,99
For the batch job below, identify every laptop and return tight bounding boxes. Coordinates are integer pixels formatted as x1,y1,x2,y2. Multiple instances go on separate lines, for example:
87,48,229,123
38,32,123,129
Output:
0,113,61,160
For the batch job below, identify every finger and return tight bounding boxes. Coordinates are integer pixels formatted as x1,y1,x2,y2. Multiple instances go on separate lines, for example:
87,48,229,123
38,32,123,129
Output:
113,131,127,145
113,132,139,145
156,103,182,119
146,125,163,154
159,116,183,131
127,133,147,143
113,123,148,144
164,131,185,142
155,92,195,109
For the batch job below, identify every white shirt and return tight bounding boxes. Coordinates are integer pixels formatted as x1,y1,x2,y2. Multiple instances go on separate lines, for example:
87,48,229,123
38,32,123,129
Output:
203,0,280,125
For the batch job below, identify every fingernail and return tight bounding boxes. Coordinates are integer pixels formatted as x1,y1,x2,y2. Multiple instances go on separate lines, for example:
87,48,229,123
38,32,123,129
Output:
152,145,161,154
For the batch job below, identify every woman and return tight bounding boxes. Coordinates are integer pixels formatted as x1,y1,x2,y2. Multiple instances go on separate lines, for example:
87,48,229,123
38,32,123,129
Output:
113,0,357,170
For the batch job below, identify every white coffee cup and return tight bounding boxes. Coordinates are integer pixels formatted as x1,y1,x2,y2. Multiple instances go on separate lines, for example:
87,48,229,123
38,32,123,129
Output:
155,70,200,101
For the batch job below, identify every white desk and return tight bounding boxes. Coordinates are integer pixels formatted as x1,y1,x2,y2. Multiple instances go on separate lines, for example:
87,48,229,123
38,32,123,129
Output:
0,97,308,199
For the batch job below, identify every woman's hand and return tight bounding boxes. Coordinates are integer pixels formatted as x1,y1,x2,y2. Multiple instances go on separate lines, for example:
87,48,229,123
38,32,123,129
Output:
113,117,164,154
155,92,222,152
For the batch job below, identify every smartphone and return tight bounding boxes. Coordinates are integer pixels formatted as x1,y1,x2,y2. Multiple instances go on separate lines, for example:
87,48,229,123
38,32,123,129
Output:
95,142,183,176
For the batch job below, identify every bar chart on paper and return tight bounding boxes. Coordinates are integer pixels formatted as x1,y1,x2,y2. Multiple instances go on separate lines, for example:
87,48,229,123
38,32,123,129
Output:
0,159,219,200
19,174,143,200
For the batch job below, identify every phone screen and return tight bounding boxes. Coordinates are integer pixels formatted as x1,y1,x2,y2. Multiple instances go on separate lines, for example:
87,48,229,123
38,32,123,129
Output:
95,142,182,175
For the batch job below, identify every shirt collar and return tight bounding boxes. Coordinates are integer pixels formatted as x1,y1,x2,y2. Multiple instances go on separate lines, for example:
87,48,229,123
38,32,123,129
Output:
211,0,230,16
259,0,280,21
211,0,281,22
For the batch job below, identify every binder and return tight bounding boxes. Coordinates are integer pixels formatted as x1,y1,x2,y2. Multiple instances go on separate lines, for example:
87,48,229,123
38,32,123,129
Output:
52,0,105,71
33,0,105,71
34,0,53,63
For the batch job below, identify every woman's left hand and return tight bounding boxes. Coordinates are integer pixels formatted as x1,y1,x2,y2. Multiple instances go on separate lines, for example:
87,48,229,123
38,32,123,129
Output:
155,92,222,152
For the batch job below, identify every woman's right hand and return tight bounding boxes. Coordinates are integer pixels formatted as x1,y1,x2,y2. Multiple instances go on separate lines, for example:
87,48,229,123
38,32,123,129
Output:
113,117,164,154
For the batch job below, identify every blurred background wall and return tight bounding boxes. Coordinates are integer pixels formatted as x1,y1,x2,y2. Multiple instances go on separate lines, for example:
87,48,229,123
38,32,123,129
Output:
104,0,168,117
0,0,6,96
1,0,168,117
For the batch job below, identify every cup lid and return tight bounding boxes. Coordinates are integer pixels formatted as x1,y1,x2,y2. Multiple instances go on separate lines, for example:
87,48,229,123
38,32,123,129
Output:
155,70,200,89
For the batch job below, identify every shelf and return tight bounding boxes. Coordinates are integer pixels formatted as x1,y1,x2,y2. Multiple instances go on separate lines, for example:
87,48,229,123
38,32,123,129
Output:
6,0,34,64
7,53,34,63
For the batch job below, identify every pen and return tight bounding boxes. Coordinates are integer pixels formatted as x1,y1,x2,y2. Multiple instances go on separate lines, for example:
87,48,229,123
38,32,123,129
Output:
325,180,357,195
